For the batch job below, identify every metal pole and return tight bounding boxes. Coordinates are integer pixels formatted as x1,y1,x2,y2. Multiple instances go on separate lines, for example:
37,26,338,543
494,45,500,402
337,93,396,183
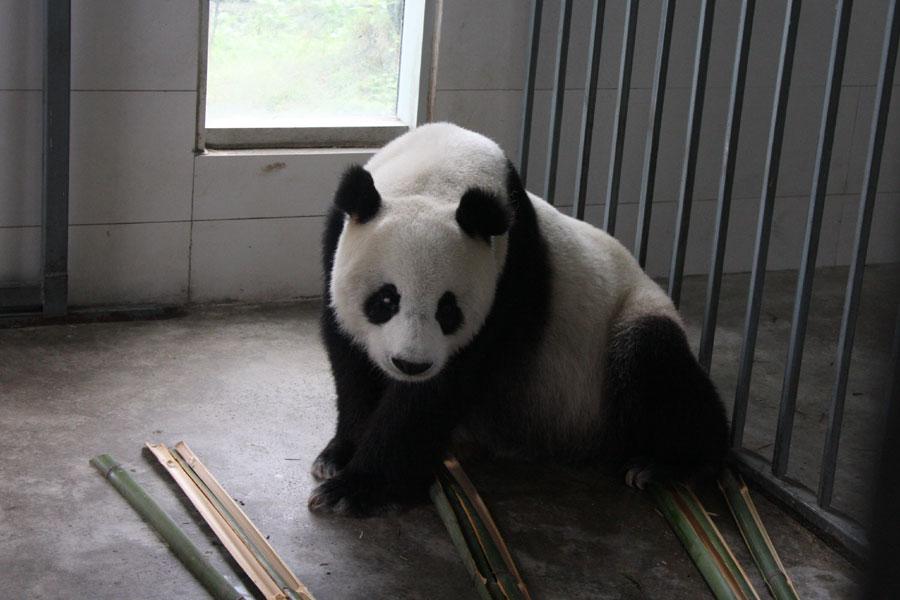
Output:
544,0,574,205
519,0,543,186
731,0,802,449
634,0,676,267
668,0,716,307
773,0,854,478
819,0,899,508
603,0,639,236
698,0,755,371
42,0,70,318
572,0,606,221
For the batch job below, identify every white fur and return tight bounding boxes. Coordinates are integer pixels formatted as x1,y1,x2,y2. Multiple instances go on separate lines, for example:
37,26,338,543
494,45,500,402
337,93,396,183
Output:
331,123,680,447
522,196,679,449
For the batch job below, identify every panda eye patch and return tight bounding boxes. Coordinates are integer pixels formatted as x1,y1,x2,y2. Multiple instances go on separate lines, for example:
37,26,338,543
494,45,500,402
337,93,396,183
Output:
436,291,463,335
364,283,400,325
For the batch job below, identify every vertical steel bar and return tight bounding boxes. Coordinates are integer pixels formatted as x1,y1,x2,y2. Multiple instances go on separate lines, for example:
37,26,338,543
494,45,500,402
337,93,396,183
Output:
698,0,755,371
572,0,606,221
603,0,639,235
819,0,899,508
634,0,676,267
544,0,574,205
519,0,544,187
42,0,70,318
668,0,716,306
772,0,854,478
731,0,802,449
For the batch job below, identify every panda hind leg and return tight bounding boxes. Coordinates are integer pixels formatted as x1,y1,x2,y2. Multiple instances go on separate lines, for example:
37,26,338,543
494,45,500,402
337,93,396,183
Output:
604,315,729,487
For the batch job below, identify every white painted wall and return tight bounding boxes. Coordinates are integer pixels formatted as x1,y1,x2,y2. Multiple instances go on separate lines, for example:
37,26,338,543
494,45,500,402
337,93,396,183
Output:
0,0,897,307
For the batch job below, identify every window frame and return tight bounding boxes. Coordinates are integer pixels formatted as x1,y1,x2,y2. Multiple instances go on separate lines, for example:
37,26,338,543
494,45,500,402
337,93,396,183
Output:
195,0,436,151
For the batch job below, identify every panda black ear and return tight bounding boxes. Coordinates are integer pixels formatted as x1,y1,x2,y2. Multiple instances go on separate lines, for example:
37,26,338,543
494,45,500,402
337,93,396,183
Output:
456,188,511,242
334,165,381,223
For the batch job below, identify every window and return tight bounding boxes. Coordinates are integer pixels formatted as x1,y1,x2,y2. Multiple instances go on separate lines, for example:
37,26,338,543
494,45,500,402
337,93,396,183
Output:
198,0,430,149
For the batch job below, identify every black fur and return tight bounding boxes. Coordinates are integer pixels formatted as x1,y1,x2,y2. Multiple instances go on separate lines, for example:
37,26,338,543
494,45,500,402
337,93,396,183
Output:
456,187,512,242
435,291,463,335
363,283,400,325
603,316,728,481
334,165,381,223
313,198,387,483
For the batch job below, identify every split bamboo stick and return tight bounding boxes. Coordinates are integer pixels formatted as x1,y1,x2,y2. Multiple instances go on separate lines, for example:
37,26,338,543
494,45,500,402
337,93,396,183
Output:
648,481,760,600
431,457,531,600
719,470,799,600
147,443,314,600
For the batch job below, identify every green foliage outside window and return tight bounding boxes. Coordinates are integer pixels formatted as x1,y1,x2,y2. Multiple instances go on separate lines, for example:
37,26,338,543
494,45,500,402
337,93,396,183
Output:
206,0,405,127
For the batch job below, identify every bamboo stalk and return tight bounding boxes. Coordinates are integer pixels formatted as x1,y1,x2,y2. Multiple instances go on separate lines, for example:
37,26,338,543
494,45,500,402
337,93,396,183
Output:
429,481,496,600
436,468,520,599
173,442,314,600
676,484,761,600
719,470,799,600
443,458,531,600
431,458,531,600
166,445,304,600
89,454,246,600
147,443,314,600
147,443,283,598
648,482,760,600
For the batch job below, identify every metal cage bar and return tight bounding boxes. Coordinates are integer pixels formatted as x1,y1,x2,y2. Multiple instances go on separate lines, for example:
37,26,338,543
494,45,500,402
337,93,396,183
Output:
603,0,639,236
572,0,606,221
772,0,854,478
698,0,755,371
544,0,574,205
667,0,716,306
731,0,802,449
518,0,543,187
819,0,900,508
634,0,676,267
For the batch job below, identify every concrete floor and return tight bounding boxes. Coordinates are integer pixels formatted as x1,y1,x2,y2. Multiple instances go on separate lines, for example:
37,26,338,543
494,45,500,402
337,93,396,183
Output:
3,266,891,599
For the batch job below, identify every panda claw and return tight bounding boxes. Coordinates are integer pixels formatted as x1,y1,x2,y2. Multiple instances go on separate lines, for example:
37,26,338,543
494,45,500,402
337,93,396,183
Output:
311,455,341,481
625,461,655,490
311,437,354,481
308,473,398,517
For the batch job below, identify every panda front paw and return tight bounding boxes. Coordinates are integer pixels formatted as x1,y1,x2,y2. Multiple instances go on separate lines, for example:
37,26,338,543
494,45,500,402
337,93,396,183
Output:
310,437,355,481
307,472,399,517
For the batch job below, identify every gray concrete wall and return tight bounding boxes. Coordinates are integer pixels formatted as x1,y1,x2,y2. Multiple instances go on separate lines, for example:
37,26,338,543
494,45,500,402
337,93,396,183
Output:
0,0,897,307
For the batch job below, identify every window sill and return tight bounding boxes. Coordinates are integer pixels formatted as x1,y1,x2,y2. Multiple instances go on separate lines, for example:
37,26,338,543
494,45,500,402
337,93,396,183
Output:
203,118,409,150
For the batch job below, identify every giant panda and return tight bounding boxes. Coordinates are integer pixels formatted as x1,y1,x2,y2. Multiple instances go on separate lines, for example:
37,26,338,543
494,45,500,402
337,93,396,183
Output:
308,123,728,515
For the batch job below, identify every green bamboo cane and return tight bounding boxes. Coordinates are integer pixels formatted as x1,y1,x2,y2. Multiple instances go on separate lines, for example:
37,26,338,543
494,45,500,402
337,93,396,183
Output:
673,484,760,600
442,459,531,600
435,466,525,600
719,470,799,600
430,480,496,600
648,482,758,600
90,454,246,600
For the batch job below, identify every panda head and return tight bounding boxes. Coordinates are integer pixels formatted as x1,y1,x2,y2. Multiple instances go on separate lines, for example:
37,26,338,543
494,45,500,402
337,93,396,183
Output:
329,164,511,383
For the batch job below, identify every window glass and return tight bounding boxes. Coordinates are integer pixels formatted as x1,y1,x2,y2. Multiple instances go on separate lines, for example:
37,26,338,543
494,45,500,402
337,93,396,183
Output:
205,0,405,128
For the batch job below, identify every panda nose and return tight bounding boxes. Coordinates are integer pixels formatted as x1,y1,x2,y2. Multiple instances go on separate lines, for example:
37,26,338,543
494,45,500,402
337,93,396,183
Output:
391,357,432,376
